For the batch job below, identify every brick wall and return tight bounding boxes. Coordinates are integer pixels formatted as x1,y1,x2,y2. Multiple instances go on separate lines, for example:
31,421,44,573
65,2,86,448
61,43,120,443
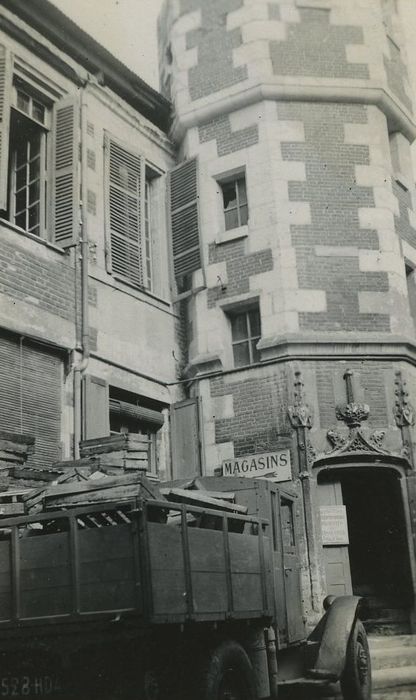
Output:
314,360,393,432
207,240,273,309
269,7,369,80
0,236,76,323
182,0,247,101
278,101,390,332
199,114,259,157
206,358,398,462
210,366,290,457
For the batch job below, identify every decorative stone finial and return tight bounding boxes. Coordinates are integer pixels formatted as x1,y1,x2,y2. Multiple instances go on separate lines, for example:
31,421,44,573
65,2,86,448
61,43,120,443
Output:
335,369,369,428
394,370,415,428
288,370,313,429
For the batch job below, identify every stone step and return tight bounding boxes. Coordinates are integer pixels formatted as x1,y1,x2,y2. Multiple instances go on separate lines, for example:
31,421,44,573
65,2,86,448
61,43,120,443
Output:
373,665,416,689
370,635,416,649
372,687,416,700
371,645,416,670
365,620,411,635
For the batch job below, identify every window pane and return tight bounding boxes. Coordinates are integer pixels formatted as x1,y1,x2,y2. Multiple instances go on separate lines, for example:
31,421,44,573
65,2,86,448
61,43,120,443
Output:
17,90,30,114
248,309,261,337
224,208,239,231
239,204,248,226
29,157,40,182
231,313,248,341
29,180,40,204
251,338,261,363
15,165,26,190
32,100,45,124
28,203,40,230
15,212,26,229
233,342,250,367
221,181,237,211
15,144,27,167
15,188,27,214
29,134,41,157
237,177,247,204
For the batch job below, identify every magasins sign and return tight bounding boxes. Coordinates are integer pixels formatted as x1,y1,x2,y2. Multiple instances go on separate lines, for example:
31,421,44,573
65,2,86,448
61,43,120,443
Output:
222,450,291,482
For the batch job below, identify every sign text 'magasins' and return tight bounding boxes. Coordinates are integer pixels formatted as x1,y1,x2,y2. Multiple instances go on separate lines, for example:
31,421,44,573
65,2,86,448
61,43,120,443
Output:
222,450,291,482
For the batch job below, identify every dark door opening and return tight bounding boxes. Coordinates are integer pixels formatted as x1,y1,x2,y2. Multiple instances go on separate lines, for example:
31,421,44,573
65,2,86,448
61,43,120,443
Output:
319,467,413,630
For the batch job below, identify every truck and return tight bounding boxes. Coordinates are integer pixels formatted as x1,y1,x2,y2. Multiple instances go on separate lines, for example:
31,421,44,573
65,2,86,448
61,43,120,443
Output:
0,474,371,700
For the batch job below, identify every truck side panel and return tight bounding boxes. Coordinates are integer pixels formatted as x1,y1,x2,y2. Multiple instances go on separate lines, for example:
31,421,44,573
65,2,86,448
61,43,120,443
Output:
148,520,272,622
0,502,272,632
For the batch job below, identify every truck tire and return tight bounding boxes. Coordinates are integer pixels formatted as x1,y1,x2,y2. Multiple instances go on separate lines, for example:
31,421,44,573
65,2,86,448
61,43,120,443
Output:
340,620,371,700
196,639,257,700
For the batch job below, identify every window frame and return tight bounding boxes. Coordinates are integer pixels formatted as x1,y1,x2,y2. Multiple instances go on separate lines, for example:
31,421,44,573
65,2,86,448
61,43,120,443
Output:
7,81,52,240
218,170,248,232
229,305,261,368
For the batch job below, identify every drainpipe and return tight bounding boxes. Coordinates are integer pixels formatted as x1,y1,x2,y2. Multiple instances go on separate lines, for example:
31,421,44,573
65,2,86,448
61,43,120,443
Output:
73,86,90,459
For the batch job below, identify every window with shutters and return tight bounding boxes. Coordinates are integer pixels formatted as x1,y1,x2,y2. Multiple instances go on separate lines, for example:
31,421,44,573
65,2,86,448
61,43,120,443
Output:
4,82,51,238
105,135,160,291
0,48,79,248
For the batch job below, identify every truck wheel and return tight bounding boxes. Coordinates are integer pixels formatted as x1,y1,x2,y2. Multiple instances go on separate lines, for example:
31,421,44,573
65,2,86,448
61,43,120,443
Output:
196,639,257,700
340,620,371,700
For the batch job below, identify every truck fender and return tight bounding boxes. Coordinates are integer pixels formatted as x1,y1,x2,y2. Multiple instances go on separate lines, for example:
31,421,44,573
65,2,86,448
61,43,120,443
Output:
307,595,362,680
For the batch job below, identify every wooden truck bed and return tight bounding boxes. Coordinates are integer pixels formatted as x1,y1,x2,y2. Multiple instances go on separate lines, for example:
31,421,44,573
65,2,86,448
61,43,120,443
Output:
0,498,273,633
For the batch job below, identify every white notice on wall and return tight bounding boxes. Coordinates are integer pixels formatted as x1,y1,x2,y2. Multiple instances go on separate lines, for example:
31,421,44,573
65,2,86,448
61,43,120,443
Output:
320,505,349,545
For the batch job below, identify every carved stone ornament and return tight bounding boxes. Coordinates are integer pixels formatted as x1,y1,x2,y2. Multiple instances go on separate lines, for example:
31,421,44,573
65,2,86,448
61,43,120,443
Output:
335,402,370,428
335,369,370,429
288,370,313,429
326,426,389,457
394,370,415,428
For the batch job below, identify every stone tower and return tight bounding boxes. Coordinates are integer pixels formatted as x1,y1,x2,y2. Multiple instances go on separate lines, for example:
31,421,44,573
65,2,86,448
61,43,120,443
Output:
159,0,416,630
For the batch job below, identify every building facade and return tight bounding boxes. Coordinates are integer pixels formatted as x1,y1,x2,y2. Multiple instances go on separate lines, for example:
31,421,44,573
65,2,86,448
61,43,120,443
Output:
0,0,183,482
159,0,416,631
3,0,416,638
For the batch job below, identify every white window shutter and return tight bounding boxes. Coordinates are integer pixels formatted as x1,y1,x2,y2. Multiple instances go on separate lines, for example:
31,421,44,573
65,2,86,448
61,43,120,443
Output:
52,93,80,247
0,44,13,211
82,375,110,440
168,157,201,288
170,398,201,479
104,134,145,287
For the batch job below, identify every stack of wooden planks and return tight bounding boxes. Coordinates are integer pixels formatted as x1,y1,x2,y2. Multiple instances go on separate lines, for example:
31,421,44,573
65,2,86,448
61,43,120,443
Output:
0,431,35,471
79,433,150,472
22,472,162,515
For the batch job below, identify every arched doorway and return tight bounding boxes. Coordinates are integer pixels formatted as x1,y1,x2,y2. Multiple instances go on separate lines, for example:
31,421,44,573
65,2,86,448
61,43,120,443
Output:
317,464,413,633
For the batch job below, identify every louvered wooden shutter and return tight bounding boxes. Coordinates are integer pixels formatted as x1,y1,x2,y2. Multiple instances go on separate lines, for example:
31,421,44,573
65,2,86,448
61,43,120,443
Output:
0,333,62,469
52,94,80,247
0,44,12,211
170,398,201,479
104,135,145,287
169,158,201,289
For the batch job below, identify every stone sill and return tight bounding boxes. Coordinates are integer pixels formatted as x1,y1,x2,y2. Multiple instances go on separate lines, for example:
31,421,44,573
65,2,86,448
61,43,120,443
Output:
216,225,248,246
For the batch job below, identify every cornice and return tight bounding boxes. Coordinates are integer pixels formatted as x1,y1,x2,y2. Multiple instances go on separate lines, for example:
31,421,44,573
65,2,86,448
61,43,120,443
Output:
258,333,416,365
184,334,416,385
171,80,416,143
